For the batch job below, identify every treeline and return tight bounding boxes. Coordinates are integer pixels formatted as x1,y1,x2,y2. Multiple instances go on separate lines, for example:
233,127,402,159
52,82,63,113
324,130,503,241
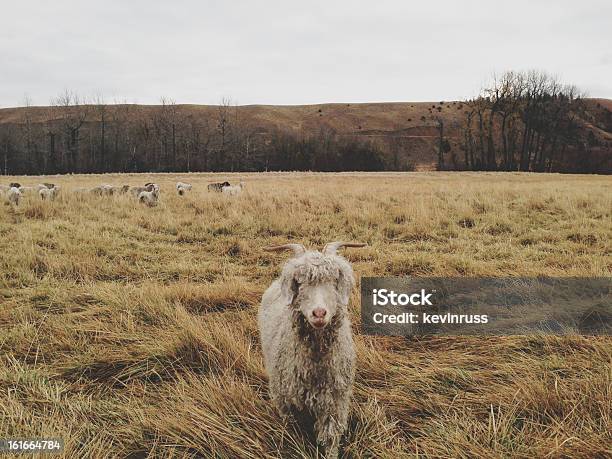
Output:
450,70,606,172
0,93,386,175
1,75,609,175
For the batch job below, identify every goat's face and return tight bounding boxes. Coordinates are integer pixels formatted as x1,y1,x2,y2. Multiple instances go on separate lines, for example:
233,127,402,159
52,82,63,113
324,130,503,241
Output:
293,280,339,329
268,242,365,330
281,252,355,330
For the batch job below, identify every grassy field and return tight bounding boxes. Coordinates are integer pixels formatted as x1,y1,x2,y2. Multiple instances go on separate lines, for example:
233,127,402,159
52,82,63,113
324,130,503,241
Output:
1,172,611,458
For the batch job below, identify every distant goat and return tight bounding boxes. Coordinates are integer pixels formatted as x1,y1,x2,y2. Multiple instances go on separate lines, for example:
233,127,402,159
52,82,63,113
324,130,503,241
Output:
129,184,155,197
138,188,159,207
176,181,192,196
90,184,113,196
207,181,230,192
7,186,22,206
221,181,244,196
39,185,60,201
37,183,55,191
259,241,366,458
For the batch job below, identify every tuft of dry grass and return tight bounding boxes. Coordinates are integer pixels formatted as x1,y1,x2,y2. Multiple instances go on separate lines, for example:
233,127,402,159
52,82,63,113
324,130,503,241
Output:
0,172,611,458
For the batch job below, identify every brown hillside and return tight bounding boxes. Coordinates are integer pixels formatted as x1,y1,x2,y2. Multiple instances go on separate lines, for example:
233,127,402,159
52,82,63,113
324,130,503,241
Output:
0,101,478,171
0,99,610,171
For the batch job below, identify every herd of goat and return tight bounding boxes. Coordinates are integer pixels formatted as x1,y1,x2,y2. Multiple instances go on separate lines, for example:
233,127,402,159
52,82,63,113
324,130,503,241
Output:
1,176,364,458
0,180,245,207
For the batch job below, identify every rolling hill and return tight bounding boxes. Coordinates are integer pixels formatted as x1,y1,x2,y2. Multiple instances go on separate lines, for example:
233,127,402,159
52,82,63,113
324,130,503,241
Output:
0,99,610,172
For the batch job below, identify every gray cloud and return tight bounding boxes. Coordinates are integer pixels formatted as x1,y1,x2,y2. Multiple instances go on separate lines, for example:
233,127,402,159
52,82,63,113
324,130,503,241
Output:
1,0,610,107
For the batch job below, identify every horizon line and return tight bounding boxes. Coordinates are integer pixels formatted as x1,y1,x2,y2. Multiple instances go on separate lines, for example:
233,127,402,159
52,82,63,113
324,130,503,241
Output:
1,96,609,111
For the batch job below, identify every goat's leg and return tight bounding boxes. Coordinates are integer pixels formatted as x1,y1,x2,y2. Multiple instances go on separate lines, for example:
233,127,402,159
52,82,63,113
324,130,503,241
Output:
314,412,342,459
314,393,351,459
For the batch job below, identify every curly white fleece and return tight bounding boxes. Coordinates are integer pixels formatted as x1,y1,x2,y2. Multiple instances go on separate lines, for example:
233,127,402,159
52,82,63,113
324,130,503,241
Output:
259,250,356,458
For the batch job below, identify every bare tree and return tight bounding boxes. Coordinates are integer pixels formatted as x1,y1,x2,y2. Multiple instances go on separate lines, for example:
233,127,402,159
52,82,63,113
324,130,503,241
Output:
42,104,58,174
459,70,585,172
52,90,89,172
18,94,42,173
215,97,234,171
93,94,108,172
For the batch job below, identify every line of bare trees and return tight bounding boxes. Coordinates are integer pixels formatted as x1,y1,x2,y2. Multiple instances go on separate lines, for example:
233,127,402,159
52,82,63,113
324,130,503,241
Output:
454,70,601,172
1,73,609,175
0,92,386,175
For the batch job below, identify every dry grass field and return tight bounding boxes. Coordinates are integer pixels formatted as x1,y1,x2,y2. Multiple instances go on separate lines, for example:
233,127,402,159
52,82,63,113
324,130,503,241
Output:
1,172,611,458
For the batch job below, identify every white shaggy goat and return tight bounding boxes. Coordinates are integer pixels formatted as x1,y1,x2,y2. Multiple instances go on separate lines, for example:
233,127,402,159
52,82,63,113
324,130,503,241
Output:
39,185,60,201
90,184,129,196
176,181,192,196
129,184,155,197
7,186,22,206
138,188,159,207
221,181,244,196
90,184,112,196
37,183,56,192
259,241,366,458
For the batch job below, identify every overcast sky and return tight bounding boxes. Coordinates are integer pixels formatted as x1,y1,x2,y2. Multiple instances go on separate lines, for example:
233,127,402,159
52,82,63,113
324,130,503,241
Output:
1,0,610,107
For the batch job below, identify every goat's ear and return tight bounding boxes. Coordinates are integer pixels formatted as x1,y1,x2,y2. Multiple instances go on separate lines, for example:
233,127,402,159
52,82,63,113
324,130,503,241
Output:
323,241,367,256
335,266,355,305
264,244,306,257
